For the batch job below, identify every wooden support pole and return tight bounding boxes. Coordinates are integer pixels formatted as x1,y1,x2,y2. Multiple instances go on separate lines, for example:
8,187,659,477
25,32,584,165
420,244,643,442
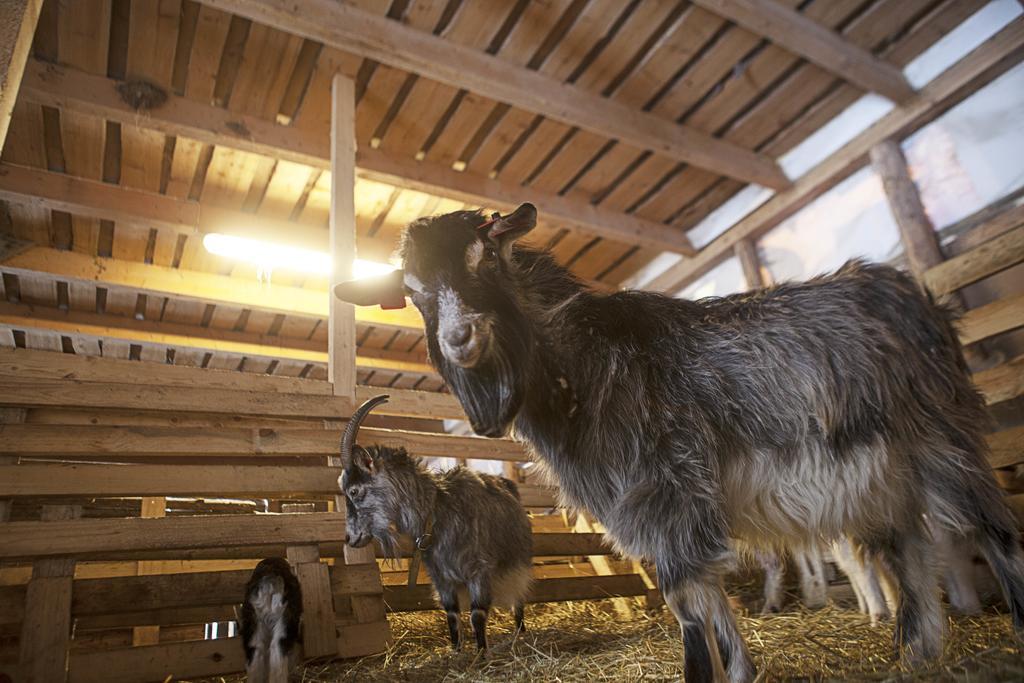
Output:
734,238,770,290
329,73,357,400
286,545,337,658
132,497,167,646
19,504,81,683
870,139,992,367
869,139,945,277
0,0,43,154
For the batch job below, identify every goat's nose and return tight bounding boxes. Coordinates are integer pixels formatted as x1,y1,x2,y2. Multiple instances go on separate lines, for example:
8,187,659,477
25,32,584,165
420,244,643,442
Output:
344,533,350,545
444,322,473,348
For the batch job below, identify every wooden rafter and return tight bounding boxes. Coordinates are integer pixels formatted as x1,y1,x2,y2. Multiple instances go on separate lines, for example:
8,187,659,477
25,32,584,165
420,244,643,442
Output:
0,246,425,331
691,0,915,104
0,162,396,262
0,302,439,379
0,347,466,419
0,0,42,154
648,18,1024,294
196,0,790,190
20,60,696,255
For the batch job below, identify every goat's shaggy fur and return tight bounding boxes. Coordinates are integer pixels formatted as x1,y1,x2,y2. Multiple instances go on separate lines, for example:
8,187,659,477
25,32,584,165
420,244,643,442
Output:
239,558,302,683
341,397,533,650
337,205,1024,681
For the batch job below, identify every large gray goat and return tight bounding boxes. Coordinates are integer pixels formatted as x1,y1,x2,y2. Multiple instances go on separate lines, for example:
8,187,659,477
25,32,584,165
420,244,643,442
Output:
335,204,1024,681
339,394,533,650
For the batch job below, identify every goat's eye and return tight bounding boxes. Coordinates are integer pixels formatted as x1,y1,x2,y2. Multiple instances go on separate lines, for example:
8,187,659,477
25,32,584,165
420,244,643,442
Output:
348,486,364,502
482,245,497,262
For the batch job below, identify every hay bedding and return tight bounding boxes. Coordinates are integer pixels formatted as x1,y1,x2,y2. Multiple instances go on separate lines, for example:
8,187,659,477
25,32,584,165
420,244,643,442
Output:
200,597,1022,682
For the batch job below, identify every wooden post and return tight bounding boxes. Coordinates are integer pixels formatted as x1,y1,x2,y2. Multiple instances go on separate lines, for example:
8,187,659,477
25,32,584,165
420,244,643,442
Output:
734,238,770,289
0,0,42,155
870,138,988,367
573,512,634,619
286,545,337,658
329,73,357,400
132,497,166,646
19,504,81,683
870,139,946,276
328,72,390,654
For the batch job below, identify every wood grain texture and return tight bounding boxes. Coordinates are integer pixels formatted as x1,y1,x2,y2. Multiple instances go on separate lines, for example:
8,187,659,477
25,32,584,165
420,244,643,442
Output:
691,0,914,103
650,18,1024,293
198,0,788,189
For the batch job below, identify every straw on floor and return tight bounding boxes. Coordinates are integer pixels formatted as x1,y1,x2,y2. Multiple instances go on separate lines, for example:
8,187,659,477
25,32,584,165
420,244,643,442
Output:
199,595,1023,682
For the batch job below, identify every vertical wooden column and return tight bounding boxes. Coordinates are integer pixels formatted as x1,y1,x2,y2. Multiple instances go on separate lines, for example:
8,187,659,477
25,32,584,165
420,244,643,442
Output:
286,545,337,658
328,72,390,655
734,238,771,289
870,139,946,276
870,138,987,367
19,504,81,683
329,72,357,401
132,497,166,646
0,0,43,155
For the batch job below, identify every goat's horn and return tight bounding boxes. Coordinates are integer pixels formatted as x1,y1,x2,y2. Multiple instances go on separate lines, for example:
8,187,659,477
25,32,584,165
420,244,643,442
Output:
340,394,390,467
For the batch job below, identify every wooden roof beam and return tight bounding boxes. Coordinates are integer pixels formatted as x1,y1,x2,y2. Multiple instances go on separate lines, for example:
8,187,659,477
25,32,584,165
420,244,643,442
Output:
0,301,439,379
0,163,396,262
198,0,789,191
20,60,696,255
0,0,42,154
648,18,1024,294
0,245,425,331
691,0,916,104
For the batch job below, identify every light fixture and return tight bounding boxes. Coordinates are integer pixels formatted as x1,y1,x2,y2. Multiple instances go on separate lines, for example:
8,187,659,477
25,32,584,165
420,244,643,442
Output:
201,233,396,280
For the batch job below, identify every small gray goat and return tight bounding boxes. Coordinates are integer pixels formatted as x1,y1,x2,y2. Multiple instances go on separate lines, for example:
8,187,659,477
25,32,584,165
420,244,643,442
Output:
339,394,533,650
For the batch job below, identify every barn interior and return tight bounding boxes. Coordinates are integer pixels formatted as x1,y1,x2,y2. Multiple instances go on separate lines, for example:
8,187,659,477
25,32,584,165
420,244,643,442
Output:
0,0,1022,680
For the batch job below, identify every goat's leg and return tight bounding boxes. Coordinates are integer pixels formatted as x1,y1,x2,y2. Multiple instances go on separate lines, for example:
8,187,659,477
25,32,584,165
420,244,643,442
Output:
867,531,943,664
514,602,526,633
467,577,492,651
757,550,784,614
931,524,981,614
435,582,461,650
663,576,754,683
794,545,827,609
832,538,890,623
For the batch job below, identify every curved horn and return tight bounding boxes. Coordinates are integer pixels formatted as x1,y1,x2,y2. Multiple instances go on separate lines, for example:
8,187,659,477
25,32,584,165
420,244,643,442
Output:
340,394,390,467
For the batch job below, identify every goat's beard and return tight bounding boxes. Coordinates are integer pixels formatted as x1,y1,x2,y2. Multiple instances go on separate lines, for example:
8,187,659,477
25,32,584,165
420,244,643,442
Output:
373,524,401,562
442,326,530,438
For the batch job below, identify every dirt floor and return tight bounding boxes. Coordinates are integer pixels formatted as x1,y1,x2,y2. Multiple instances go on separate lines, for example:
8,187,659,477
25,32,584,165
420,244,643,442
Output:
204,596,1023,682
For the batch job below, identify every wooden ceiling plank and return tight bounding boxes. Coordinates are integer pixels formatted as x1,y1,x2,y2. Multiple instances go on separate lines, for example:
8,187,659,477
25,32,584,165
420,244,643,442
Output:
197,0,788,189
648,18,1024,293
3,102,50,247
353,0,451,149
424,0,577,170
56,0,111,258
21,61,693,254
378,1,521,161
760,0,985,159
607,0,946,284
605,0,866,219
498,0,687,189
641,0,935,227
690,0,915,104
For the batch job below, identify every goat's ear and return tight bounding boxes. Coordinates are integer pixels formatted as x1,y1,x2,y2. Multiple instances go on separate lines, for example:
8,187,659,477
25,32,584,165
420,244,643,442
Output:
333,269,406,310
352,445,376,475
485,203,537,246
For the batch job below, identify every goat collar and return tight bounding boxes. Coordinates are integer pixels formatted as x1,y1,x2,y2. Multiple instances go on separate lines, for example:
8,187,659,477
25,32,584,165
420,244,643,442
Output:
406,510,435,588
